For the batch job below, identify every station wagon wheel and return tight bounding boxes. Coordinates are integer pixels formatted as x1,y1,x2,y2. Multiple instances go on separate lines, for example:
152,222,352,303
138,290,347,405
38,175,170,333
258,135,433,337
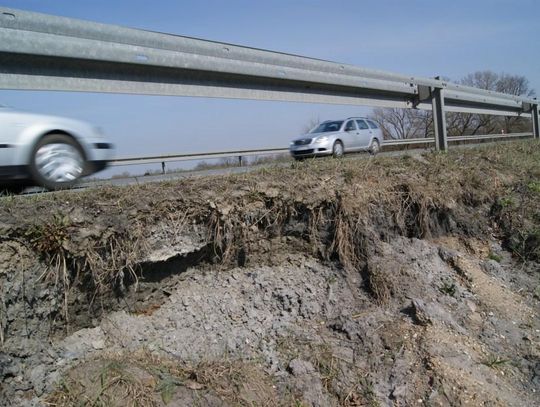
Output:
332,140,344,158
369,139,380,155
29,133,86,190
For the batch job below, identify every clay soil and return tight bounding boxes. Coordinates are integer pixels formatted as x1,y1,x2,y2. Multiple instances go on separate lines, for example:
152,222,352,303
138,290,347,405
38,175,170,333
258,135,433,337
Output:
0,141,539,406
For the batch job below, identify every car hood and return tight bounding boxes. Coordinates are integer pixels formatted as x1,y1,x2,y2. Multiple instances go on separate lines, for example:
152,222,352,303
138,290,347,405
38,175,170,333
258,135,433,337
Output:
4,109,91,128
0,108,106,139
292,131,339,142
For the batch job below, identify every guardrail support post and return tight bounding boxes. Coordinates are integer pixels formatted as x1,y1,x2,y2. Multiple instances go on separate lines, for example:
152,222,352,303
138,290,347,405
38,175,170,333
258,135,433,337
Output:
533,103,539,139
431,87,448,151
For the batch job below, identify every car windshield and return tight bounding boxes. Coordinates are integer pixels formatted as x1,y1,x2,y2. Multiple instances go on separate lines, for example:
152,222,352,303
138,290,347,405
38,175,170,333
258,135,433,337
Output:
309,121,343,133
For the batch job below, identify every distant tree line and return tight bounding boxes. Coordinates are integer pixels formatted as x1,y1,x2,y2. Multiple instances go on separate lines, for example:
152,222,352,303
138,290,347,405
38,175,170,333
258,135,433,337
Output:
369,71,535,139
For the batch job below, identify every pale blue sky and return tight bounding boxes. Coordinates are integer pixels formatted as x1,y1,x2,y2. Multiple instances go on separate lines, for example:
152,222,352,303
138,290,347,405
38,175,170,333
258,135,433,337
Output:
1,0,538,173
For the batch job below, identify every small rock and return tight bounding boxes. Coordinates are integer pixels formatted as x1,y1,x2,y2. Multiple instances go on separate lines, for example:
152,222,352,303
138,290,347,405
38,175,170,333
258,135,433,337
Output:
392,384,407,399
288,358,315,376
0,353,18,378
411,299,432,326
466,300,477,313
332,346,354,364
140,373,157,388
29,364,48,396
185,380,204,390
0,222,14,236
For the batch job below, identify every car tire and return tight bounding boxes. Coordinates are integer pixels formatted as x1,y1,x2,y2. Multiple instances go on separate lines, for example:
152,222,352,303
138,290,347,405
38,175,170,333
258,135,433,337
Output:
368,138,380,155
332,141,344,158
29,133,86,190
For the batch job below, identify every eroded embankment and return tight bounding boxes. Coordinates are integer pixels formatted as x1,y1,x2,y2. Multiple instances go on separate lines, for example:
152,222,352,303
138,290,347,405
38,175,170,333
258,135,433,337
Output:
0,141,539,406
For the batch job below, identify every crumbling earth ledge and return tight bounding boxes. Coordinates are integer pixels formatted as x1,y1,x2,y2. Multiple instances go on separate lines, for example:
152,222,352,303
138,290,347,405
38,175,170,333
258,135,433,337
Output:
0,140,539,406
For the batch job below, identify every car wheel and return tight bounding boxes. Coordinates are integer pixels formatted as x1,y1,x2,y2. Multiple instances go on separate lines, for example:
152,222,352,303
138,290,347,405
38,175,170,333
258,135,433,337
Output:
369,139,380,155
29,133,86,190
332,141,344,158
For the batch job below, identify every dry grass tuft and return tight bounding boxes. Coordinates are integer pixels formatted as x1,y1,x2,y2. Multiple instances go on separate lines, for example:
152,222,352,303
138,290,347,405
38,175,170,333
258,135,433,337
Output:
25,214,74,325
46,358,160,406
366,263,395,306
45,350,277,407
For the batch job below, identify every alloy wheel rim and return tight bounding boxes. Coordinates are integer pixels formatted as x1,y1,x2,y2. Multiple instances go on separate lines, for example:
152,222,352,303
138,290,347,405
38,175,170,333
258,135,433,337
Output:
334,143,344,156
35,143,84,183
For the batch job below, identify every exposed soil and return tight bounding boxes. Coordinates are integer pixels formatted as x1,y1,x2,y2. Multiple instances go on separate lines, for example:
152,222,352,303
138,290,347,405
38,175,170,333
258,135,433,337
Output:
0,141,539,406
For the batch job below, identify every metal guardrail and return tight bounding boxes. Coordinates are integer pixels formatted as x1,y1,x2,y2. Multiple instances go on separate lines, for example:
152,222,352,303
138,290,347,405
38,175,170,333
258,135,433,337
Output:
448,132,532,142
383,132,532,146
110,133,533,166
110,147,290,166
0,7,538,151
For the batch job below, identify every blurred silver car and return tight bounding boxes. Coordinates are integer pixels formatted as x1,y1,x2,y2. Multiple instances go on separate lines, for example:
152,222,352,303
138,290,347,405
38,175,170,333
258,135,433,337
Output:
0,105,114,190
289,117,382,159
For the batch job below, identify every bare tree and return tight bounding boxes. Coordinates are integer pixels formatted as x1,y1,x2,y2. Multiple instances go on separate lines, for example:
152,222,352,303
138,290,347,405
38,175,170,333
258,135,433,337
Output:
371,107,429,139
461,71,534,134
448,71,500,136
447,111,474,136
413,109,434,138
461,70,499,91
496,73,534,97
371,70,535,139
302,116,320,134
496,73,535,133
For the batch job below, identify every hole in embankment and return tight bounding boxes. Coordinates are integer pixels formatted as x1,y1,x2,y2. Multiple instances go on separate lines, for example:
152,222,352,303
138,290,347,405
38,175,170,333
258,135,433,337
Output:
68,244,215,328
136,244,213,284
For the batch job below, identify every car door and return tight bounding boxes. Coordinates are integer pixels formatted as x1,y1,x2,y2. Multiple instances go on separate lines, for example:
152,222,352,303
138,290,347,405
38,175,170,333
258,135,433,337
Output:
355,119,371,148
343,120,359,151
366,119,382,142
0,109,17,166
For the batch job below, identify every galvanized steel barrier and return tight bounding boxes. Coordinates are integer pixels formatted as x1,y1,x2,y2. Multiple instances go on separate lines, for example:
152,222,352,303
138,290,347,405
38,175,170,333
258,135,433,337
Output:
0,7,538,152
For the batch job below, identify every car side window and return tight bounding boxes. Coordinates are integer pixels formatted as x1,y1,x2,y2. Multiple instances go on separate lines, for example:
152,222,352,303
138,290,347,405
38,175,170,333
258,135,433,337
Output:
356,120,369,130
366,120,379,129
344,120,357,131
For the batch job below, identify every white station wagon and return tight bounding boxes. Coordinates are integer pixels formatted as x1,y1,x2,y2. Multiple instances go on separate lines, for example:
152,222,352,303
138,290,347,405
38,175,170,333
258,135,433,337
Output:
290,117,382,159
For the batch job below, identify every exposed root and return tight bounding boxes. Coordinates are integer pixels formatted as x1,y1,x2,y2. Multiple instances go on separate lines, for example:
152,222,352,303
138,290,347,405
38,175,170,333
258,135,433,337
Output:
1,140,539,336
